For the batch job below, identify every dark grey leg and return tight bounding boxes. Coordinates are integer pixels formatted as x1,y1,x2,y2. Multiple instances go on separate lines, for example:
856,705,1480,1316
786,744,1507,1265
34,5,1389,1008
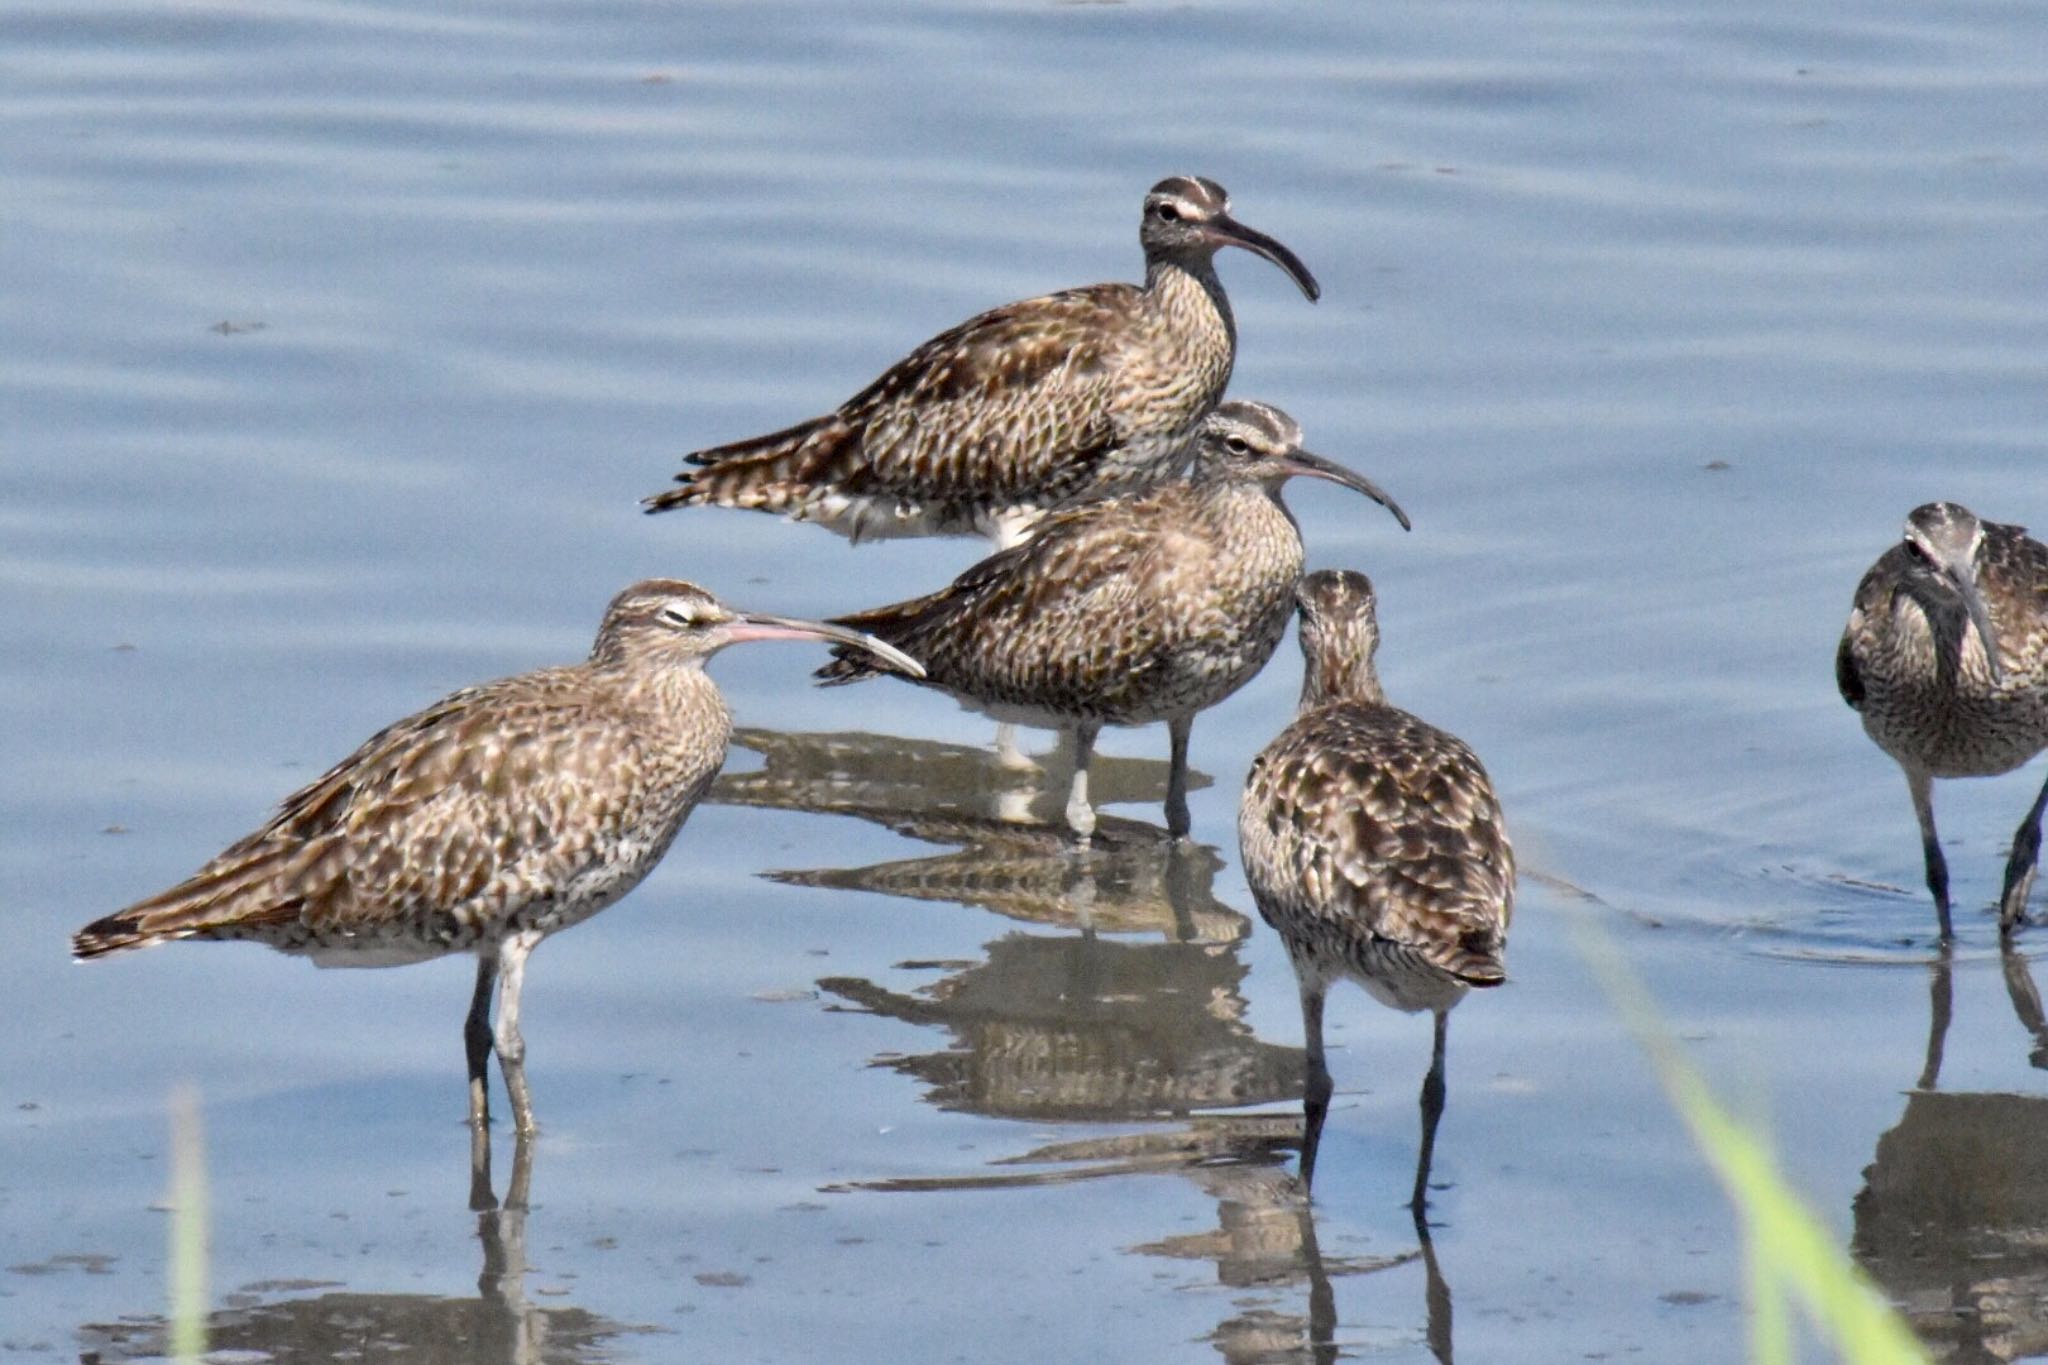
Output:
1165,715,1193,840
465,955,498,1129
1908,769,1953,940
2000,769,2048,934
1412,1010,1449,1215
493,931,542,1136
1298,978,1332,1196
467,1118,496,1213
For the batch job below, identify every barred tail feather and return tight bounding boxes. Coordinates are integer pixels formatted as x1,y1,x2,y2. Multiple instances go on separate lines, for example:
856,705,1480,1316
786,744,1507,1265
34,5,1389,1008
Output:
813,649,881,686
1439,921,1507,986
73,913,189,959
72,846,301,960
642,414,852,515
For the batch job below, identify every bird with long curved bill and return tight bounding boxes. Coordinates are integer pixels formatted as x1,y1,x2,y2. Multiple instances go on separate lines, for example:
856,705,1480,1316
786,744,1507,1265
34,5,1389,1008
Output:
644,176,1321,549
1838,502,2048,939
72,580,922,1135
815,401,1409,840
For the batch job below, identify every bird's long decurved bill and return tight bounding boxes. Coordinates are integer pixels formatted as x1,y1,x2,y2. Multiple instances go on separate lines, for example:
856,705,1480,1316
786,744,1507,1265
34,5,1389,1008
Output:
1939,564,2005,686
1207,214,1320,302
1275,450,1412,532
726,612,926,678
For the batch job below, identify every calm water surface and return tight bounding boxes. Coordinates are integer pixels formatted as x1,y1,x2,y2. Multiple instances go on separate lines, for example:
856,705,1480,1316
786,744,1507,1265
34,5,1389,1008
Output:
6,1,2048,1360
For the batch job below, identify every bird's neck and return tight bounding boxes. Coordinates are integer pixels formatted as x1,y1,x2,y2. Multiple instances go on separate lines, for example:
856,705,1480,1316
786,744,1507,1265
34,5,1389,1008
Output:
1300,655,1385,709
603,654,730,734
1145,255,1234,349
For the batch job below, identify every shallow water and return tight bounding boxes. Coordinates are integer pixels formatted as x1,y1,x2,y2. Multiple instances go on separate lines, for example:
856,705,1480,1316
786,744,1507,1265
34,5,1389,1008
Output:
6,0,2048,1359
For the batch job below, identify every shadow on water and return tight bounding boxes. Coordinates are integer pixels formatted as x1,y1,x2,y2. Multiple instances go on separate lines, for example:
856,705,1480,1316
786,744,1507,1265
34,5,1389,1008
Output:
77,1138,661,1365
725,728,1454,1359
1854,943,2048,1361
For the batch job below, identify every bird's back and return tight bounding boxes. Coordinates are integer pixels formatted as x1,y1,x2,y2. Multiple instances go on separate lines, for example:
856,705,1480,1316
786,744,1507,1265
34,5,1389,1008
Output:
1240,700,1513,996
652,276,1234,538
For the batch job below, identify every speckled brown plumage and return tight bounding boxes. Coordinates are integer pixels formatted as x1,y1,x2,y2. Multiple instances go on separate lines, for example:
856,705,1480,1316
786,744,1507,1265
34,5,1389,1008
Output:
1238,570,1513,1200
1838,502,2048,938
816,400,1409,838
72,580,921,1134
643,176,1320,546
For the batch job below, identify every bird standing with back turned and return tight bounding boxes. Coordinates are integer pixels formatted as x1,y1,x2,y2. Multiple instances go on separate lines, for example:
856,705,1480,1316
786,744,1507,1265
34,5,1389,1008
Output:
1239,570,1513,1203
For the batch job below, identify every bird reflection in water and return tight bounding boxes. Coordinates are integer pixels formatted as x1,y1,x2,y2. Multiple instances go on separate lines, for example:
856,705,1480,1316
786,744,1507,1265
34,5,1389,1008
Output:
77,1138,658,1364
1854,943,2048,1359
711,724,1213,839
839,1119,1453,1364
714,728,1451,1359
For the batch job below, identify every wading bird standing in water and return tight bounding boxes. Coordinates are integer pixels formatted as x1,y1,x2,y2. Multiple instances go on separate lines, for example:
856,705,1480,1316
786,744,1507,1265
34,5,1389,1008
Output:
814,402,1409,840
1239,571,1513,1204
643,176,1320,549
1838,502,2048,939
72,580,921,1135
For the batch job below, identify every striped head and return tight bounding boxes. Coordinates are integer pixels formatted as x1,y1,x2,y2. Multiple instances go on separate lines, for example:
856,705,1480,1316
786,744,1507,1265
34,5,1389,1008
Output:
1294,569,1385,708
1192,401,1411,532
1141,176,1320,302
1899,502,2004,685
590,579,925,676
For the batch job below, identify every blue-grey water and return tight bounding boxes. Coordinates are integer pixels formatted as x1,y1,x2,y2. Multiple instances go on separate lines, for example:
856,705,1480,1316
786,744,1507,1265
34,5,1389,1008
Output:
6,1,2048,1359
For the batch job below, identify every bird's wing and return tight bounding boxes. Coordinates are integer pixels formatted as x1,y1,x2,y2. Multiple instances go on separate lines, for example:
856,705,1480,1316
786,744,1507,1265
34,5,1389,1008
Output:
77,672,663,951
827,490,1201,699
824,284,1141,500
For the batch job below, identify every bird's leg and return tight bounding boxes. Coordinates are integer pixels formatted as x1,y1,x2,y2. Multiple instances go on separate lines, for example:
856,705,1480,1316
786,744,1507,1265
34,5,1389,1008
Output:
1908,769,1953,940
465,954,499,1130
504,1130,535,1212
1412,1011,1449,1215
992,723,1040,774
1999,769,2048,934
467,1119,496,1213
1065,723,1101,840
493,930,543,1136
1297,977,1332,1196
1165,715,1193,840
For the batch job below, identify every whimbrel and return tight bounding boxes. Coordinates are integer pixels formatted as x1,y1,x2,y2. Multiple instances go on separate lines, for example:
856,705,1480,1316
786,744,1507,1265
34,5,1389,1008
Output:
814,401,1409,839
1238,571,1513,1203
71,580,921,1134
643,176,1320,548
1837,501,2048,939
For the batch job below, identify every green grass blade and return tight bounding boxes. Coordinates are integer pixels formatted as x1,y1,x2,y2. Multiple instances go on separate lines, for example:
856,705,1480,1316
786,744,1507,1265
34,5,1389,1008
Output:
1569,909,1929,1364
167,1084,208,1364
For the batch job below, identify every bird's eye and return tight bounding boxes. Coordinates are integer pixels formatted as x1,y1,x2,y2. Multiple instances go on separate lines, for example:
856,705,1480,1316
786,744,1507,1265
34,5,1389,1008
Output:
1224,436,1251,454
1151,202,1182,222
659,606,701,628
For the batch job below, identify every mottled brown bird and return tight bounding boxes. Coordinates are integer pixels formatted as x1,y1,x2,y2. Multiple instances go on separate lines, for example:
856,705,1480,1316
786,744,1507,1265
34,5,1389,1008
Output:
816,401,1409,839
1239,570,1513,1203
1838,501,2048,939
72,580,921,1134
643,176,1320,548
